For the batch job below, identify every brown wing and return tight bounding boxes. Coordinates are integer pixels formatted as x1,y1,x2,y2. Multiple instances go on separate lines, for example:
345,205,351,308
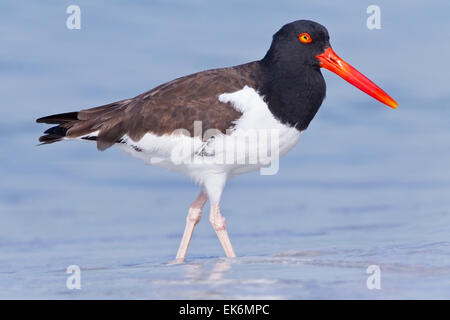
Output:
36,62,262,150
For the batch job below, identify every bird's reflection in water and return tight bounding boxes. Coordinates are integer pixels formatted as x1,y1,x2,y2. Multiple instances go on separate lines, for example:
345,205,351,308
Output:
183,259,231,284
208,260,231,281
175,259,283,299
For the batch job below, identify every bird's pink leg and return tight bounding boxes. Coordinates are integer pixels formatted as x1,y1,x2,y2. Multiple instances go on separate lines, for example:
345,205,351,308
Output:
209,203,236,258
175,191,208,262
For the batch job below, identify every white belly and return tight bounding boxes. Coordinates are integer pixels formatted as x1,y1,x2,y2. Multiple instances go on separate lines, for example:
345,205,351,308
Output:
116,86,302,183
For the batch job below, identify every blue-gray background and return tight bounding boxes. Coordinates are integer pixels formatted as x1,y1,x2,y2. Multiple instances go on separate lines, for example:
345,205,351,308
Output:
1,0,450,299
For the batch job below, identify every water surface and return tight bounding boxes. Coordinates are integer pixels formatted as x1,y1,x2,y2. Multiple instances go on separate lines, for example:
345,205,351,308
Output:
1,0,450,299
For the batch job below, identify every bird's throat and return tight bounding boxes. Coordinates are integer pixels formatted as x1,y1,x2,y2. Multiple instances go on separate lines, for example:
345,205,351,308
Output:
258,62,326,131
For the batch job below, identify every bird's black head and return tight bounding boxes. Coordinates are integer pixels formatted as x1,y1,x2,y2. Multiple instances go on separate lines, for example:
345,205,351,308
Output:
262,20,330,70
258,19,398,131
259,20,331,131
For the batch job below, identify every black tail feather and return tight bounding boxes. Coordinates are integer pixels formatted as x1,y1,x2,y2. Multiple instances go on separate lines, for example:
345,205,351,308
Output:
44,125,68,136
36,100,125,148
36,112,79,124
36,112,79,145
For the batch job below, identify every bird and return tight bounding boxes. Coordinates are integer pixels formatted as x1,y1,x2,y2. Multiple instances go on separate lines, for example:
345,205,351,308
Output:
36,20,398,262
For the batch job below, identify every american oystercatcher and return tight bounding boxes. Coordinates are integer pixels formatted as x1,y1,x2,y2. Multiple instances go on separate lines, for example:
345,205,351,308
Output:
37,20,398,262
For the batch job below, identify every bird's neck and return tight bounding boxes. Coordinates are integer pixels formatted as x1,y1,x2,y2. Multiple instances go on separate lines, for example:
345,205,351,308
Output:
257,59,326,131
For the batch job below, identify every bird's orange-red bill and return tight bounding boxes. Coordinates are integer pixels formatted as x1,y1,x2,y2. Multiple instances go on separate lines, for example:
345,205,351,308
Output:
316,47,398,109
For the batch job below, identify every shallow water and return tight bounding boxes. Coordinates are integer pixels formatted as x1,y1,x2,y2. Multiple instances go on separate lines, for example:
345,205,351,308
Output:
1,1,450,299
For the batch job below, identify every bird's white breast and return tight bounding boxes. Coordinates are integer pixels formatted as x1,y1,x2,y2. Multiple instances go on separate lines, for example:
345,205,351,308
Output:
219,86,301,155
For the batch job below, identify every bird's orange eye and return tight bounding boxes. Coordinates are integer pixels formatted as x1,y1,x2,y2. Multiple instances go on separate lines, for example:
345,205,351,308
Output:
299,32,312,44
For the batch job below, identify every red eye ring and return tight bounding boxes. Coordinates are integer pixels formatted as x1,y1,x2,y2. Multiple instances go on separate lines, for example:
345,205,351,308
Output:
299,32,312,44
